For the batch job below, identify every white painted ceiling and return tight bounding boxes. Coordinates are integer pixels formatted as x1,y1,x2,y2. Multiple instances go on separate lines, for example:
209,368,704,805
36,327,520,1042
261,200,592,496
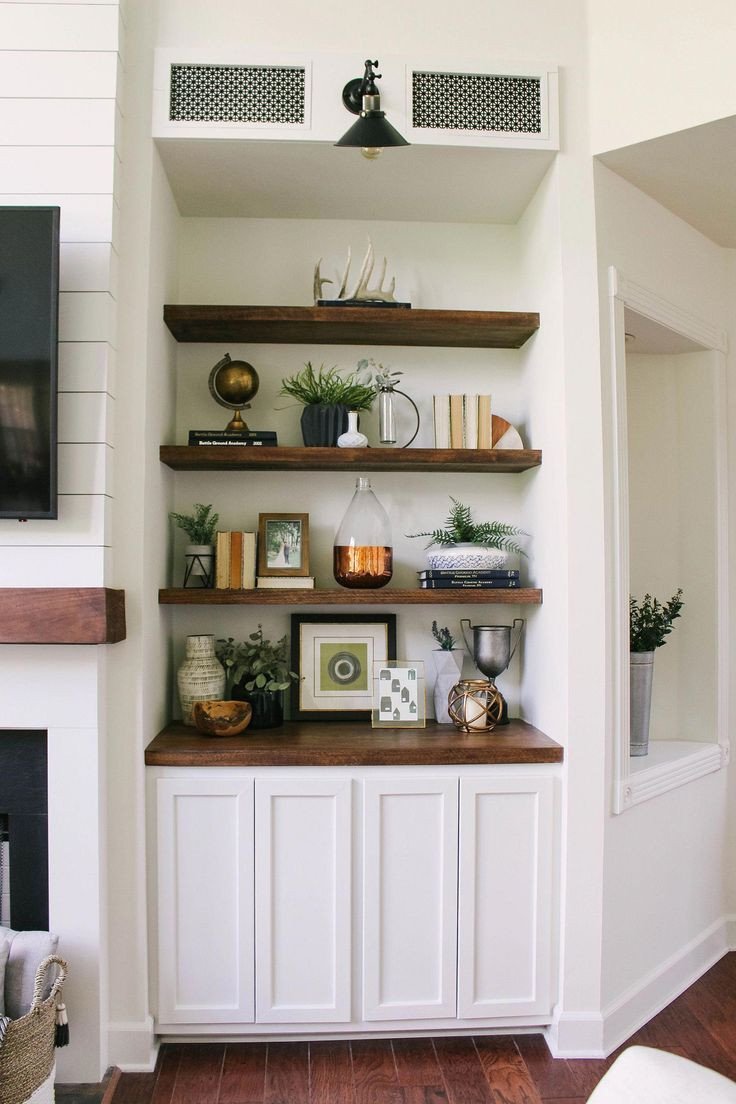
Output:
598,115,736,248
155,138,555,223
623,308,709,355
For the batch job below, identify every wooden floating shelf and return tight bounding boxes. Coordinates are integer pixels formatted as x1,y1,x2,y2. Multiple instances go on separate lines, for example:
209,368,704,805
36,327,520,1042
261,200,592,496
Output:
163,304,540,349
0,587,126,644
159,587,542,606
160,445,542,474
146,719,563,768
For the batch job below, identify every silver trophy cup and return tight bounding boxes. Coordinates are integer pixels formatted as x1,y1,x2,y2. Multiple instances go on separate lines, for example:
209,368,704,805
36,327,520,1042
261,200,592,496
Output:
460,618,525,725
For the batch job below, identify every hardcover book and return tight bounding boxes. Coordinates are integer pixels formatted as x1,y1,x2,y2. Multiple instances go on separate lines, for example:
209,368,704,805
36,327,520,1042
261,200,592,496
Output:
418,569,520,580
256,576,315,589
419,578,520,589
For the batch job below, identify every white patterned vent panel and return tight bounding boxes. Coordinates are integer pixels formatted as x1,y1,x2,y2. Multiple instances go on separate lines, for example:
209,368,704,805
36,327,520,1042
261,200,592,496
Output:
412,71,542,133
169,63,307,124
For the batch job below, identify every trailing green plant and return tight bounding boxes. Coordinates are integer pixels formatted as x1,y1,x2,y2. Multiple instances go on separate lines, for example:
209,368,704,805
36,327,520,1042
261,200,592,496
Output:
407,498,527,556
169,502,219,544
278,361,377,409
629,589,684,652
216,626,299,694
431,621,457,651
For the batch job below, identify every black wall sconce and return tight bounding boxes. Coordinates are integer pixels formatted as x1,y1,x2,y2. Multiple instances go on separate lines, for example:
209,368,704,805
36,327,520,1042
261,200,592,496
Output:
335,59,410,159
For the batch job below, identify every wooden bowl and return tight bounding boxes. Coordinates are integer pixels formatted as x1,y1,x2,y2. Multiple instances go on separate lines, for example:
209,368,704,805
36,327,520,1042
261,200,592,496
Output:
192,699,252,737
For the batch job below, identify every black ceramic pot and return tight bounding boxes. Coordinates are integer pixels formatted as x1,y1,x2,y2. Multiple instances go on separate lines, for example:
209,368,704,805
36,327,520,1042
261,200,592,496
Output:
300,403,349,447
233,686,284,729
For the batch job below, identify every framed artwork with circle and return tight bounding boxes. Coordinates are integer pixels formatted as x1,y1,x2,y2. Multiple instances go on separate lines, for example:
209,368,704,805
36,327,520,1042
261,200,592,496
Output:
290,613,397,721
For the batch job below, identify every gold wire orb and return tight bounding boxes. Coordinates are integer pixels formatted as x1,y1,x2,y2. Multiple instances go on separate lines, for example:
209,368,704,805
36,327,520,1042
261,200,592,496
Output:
447,679,503,732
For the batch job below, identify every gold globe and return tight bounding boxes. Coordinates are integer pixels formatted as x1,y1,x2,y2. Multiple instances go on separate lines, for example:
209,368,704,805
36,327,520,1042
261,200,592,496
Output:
208,353,260,431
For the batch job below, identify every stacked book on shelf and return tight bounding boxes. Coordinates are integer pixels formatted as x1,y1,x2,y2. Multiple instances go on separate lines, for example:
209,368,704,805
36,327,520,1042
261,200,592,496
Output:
418,568,521,590
256,576,315,589
215,531,256,589
189,430,277,447
433,394,492,449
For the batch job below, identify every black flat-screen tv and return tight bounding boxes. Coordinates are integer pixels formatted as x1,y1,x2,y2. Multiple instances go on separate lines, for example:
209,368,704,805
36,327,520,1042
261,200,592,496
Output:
0,206,60,519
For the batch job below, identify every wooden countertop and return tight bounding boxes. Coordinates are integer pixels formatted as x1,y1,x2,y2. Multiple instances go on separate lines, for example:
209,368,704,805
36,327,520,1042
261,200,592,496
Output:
145,720,563,767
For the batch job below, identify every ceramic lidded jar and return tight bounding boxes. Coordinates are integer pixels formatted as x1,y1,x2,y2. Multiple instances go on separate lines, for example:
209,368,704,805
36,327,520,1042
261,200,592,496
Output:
177,634,226,726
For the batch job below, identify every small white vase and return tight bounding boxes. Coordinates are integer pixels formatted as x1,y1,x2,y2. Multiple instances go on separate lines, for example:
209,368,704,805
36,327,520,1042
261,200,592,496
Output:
177,634,226,726
337,410,368,448
432,649,464,724
426,543,511,571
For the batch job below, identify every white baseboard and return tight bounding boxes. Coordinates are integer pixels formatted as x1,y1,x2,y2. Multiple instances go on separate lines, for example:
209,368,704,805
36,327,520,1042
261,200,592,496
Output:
107,1017,159,1072
546,916,733,1058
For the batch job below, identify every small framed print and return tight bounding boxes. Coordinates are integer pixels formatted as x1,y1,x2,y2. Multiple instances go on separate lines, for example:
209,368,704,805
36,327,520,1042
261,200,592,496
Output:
372,661,426,729
291,613,397,721
257,513,310,577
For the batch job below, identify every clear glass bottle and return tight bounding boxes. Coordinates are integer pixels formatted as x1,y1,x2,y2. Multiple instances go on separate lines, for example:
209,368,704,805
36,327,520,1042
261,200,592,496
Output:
333,476,393,588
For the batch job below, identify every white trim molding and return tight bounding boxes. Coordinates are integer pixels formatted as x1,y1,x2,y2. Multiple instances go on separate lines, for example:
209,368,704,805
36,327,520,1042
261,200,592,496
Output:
106,1017,158,1072
607,265,730,815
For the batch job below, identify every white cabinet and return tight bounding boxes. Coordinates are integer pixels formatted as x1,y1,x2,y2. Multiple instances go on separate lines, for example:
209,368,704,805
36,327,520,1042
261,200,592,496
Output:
156,777,255,1024
362,777,458,1020
151,765,559,1034
457,776,555,1018
255,778,352,1022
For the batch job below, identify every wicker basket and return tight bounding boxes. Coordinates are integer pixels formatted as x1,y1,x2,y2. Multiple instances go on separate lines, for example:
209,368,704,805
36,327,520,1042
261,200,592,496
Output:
0,955,68,1104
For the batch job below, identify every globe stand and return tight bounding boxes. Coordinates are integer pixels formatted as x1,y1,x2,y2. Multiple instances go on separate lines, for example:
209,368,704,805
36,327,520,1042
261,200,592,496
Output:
208,353,259,432
225,406,251,433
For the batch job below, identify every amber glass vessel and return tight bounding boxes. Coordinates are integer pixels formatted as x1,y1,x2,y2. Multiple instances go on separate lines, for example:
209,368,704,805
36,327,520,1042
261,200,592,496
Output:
333,476,393,589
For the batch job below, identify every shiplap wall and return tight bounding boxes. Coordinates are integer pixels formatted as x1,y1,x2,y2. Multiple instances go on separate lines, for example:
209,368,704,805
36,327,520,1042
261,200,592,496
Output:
0,1,122,586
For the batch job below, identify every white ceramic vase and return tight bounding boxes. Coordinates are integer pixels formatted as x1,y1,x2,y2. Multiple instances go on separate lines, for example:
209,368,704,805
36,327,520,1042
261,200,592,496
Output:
426,543,511,571
432,649,464,724
177,634,226,726
337,410,368,448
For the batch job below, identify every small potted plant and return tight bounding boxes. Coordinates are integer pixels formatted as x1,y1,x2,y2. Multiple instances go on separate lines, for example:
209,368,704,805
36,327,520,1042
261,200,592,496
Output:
169,503,219,587
629,589,684,756
430,621,464,725
216,626,299,729
408,497,527,570
278,361,377,446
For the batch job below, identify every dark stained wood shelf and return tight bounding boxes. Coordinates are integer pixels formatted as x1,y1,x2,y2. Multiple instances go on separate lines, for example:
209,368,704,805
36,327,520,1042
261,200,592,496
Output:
0,587,126,644
159,587,542,606
146,718,563,767
160,445,542,473
163,305,540,349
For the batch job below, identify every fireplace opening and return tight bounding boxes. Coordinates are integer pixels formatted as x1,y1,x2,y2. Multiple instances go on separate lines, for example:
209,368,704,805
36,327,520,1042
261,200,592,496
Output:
0,732,48,930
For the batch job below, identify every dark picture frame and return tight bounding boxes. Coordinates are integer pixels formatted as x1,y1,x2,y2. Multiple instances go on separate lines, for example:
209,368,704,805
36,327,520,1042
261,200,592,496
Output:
290,613,397,722
257,512,310,577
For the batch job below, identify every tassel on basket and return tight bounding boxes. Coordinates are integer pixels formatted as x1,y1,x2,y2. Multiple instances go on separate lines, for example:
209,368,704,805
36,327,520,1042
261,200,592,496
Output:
55,1001,69,1048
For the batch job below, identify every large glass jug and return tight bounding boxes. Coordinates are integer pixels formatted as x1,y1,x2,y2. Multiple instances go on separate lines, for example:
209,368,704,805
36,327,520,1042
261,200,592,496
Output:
333,476,393,589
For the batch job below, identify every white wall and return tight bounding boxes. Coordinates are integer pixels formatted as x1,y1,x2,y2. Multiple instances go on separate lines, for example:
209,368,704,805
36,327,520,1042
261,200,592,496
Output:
587,0,736,154
594,162,733,1024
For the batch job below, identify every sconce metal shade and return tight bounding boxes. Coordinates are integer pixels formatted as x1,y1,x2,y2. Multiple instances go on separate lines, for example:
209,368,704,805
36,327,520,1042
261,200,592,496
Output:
335,109,410,149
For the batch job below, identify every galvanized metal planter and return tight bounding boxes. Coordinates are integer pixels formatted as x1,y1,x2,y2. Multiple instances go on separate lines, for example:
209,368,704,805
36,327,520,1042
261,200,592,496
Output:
630,651,655,756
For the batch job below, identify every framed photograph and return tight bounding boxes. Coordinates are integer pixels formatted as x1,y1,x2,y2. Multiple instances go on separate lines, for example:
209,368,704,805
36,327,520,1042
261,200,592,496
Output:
257,512,310,577
290,613,397,721
372,661,426,729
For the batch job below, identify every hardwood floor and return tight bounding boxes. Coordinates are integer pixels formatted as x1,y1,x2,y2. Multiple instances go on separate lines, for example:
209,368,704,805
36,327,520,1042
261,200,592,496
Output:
107,953,736,1104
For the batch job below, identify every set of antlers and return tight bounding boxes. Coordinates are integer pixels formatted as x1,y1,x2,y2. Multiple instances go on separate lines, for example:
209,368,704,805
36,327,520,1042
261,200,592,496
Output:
313,239,397,303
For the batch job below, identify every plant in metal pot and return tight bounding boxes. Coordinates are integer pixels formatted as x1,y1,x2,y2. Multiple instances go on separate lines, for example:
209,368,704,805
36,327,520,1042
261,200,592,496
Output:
629,589,684,757
407,497,527,570
169,503,219,587
216,626,299,729
278,361,377,446
430,621,464,725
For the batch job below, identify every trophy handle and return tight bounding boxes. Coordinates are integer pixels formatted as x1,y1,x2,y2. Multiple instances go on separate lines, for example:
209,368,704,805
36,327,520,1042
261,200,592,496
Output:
508,618,525,665
460,618,473,655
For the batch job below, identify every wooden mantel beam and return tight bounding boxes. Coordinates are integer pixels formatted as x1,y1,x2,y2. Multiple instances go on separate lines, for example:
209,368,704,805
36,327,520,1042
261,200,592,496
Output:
0,588,126,644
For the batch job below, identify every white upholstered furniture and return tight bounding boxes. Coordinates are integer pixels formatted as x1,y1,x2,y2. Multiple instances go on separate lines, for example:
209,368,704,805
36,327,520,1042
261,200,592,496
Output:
588,1046,736,1104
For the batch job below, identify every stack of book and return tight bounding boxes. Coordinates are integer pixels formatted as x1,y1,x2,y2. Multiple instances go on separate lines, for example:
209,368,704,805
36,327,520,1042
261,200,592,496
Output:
189,429,277,447
215,531,256,589
256,576,315,589
418,568,520,590
433,395,492,449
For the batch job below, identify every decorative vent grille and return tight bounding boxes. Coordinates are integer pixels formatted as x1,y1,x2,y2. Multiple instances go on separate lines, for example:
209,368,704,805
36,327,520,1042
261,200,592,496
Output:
412,71,542,133
169,63,306,125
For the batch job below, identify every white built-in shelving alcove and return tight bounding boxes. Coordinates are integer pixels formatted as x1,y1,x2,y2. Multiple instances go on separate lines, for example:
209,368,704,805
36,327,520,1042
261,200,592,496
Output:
607,268,729,812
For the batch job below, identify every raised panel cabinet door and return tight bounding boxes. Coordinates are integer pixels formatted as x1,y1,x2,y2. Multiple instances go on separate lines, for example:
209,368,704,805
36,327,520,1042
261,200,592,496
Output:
363,777,458,1020
254,778,352,1023
156,777,255,1024
457,775,556,1019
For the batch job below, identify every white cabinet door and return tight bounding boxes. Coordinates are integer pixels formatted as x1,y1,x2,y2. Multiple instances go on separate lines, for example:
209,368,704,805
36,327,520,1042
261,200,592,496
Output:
254,778,352,1023
362,777,458,1020
156,777,255,1024
457,776,556,1019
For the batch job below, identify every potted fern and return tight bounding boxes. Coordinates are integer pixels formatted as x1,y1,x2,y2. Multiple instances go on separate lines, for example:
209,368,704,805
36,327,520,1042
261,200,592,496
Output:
278,361,376,446
629,589,684,756
408,497,527,570
169,503,219,587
